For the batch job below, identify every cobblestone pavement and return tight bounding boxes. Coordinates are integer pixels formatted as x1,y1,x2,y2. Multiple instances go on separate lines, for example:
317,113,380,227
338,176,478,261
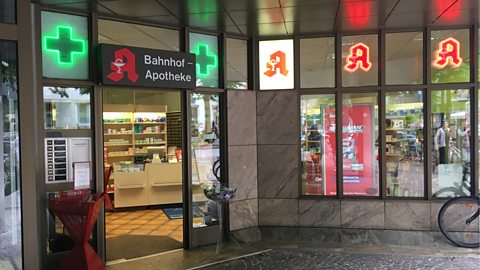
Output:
196,248,480,270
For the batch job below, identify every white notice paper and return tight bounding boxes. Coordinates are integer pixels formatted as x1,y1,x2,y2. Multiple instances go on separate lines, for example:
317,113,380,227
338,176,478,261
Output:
73,162,91,190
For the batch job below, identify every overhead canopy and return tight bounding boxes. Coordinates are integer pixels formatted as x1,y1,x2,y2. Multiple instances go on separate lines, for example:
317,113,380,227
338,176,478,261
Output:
38,0,480,37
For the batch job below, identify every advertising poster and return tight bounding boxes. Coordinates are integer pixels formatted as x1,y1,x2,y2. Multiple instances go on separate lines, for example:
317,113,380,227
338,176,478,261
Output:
323,104,375,195
321,106,337,196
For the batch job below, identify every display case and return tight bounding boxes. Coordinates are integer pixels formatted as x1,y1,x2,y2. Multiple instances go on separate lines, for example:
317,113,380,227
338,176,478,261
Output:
113,162,148,208
112,162,182,208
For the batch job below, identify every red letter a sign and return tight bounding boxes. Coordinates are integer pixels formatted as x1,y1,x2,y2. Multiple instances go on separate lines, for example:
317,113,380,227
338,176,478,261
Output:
264,50,288,77
107,48,140,83
344,43,372,72
433,37,462,69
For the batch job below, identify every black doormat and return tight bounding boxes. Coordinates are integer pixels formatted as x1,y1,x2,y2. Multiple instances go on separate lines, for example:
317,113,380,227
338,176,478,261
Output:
106,235,182,262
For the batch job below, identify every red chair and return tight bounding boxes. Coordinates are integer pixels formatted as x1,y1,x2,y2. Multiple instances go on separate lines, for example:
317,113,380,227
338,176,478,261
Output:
104,165,114,211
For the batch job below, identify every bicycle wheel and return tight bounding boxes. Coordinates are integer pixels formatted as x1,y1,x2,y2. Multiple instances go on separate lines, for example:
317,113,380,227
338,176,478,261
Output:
438,196,480,248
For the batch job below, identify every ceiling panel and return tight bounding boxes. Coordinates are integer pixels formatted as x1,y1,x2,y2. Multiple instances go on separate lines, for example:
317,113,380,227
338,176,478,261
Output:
338,16,380,32
100,0,171,17
241,23,288,37
279,0,339,7
135,15,181,26
217,0,280,11
37,0,479,37
40,0,91,4
433,0,480,25
229,8,285,25
186,11,235,30
286,19,336,34
384,12,428,29
337,0,380,31
282,4,338,22
157,0,223,15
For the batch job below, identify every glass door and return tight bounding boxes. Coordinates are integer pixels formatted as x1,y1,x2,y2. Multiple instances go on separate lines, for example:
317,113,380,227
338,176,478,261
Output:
189,92,222,247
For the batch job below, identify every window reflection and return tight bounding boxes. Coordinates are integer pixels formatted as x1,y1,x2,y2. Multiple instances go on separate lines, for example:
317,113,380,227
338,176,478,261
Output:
44,87,91,129
191,93,221,227
0,0,16,24
0,40,21,268
342,93,379,196
385,91,424,197
226,38,248,89
386,32,423,85
432,89,471,197
300,38,335,88
300,95,336,196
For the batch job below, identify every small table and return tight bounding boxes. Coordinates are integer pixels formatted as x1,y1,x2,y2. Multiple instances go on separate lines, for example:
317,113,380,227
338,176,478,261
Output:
48,190,105,270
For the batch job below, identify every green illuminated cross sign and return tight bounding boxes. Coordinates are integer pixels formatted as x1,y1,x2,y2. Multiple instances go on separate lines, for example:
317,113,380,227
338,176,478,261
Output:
44,26,86,65
193,43,217,77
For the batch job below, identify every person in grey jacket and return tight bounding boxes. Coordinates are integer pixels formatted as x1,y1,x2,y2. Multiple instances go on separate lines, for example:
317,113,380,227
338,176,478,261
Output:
434,121,451,164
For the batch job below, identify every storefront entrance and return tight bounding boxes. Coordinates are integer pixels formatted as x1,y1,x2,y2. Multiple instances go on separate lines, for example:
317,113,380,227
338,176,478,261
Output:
102,88,184,262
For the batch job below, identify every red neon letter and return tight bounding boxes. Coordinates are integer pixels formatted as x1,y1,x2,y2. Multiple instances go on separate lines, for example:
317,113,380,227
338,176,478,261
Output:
107,48,139,83
433,37,462,69
264,50,288,77
344,43,372,73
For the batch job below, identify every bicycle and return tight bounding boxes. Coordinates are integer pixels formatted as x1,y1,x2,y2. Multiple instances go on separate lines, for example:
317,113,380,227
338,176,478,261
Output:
438,195,480,248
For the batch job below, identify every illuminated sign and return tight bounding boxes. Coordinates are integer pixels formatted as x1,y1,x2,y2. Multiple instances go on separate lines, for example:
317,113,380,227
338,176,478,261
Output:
264,50,288,77
41,11,89,80
100,44,196,89
43,25,87,65
344,43,371,72
189,33,219,87
192,43,218,77
259,39,294,90
433,37,462,69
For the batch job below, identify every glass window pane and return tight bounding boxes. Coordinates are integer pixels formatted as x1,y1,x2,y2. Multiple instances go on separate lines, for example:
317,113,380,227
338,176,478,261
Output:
0,0,15,24
191,93,221,227
0,40,21,267
301,94,336,196
98,20,180,51
44,86,91,129
300,37,335,88
189,33,219,88
386,32,423,85
41,11,89,80
385,91,424,197
342,92,379,196
226,38,248,89
432,89,471,197
342,35,378,87
431,29,470,83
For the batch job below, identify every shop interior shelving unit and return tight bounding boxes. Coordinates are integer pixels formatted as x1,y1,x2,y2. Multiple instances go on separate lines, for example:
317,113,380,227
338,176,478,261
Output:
103,104,168,193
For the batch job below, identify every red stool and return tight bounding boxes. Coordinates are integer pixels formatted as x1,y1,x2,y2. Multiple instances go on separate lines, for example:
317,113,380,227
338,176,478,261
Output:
49,190,105,270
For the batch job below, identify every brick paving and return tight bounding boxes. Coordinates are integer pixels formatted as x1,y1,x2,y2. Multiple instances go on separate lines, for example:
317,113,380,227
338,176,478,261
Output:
198,248,480,270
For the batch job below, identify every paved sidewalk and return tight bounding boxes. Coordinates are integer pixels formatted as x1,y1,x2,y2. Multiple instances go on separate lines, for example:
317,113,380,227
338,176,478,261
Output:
193,248,480,270
107,241,480,270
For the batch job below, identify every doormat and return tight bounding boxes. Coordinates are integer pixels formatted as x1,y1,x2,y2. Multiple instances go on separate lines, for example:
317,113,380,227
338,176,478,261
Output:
162,207,203,219
106,235,182,262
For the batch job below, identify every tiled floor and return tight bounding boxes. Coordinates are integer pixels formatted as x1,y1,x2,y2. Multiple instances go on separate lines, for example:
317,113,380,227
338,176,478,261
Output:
106,209,183,242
